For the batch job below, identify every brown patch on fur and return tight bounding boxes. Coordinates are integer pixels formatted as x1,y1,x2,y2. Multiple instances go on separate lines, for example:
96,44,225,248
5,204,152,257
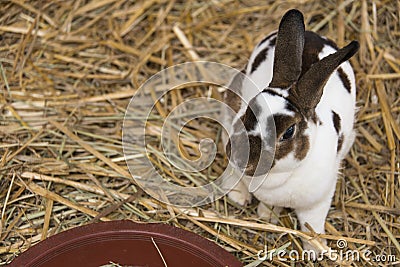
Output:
305,108,318,123
262,88,286,99
294,120,310,160
244,134,263,176
337,134,344,153
224,69,245,113
251,34,277,74
232,97,260,133
274,139,294,161
325,38,339,50
274,114,298,138
332,111,341,134
273,118,295,161
226,131,264,176
241,98,262,131
272,114,294,158
337,67,351,93
269,36,276,47
251,46,270,73
300,31,325,78
285,101,298,113
299,32,339,78
311,110,320,124
273,114,310,162
257,32,276,48
224,90,241,113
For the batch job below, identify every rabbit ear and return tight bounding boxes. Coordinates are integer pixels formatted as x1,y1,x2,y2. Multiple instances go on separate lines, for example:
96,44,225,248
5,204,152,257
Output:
269,9,305,89
292,41,360,110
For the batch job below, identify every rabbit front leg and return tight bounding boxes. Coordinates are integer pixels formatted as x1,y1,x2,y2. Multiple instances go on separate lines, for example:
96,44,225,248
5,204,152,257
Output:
222,164,252,206
295,197,332,253
228,180,252,206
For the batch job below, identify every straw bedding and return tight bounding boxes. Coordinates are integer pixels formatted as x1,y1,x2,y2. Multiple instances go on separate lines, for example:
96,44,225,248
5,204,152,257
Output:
0,0,399,266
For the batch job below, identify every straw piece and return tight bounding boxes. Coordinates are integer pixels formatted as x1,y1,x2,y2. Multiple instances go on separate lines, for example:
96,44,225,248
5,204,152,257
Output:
360,0,376,62
173,24,200,61
23,181,110,221
374,81,400,141
179,214,376,246
336,0,345,47
49,120,131,179
367,73,400,79
357,126,383,152
311,0,353,32
20,171,130,200
74,0,118,16
39,70,126,80
345,202,400,215
0,210,24,242
5,129,43,163
175,209,255,253
53,54,129,76
0,26,46,36
151,237,168,267
48,89,136,106
10,0,56,27
375,80,397,210
119,0,157,37
5,105,32,132
102,40,166,65
91,194,138,223
1,173,15,222
0,63,11,99
41,199,53,240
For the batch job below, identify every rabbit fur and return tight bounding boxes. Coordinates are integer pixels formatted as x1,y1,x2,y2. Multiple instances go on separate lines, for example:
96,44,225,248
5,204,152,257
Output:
222,9,359,251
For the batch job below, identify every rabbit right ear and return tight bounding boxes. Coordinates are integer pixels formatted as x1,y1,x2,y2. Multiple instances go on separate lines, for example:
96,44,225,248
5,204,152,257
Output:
269,9,305,89
293,41,360,111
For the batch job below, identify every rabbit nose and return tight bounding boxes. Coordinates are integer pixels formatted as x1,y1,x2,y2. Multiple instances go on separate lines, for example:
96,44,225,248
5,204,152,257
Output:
226,133,273,176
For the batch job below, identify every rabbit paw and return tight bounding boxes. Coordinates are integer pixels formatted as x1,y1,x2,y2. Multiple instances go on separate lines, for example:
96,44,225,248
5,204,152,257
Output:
227,186,252,206
257,203,282,224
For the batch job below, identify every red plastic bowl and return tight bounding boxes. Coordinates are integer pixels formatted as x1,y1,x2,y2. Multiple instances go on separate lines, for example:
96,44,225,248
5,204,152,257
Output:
10,220,242,267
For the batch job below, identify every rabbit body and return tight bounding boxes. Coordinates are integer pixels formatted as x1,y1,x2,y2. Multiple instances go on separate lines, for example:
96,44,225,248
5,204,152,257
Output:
239,32,355,215
223,10,359,249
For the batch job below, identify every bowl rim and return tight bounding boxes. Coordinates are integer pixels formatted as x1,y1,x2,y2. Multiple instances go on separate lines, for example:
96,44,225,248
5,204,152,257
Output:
10,220,242,267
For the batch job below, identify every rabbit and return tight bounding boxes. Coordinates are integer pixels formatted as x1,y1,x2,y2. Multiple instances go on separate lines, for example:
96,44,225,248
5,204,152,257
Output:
222,9,359,253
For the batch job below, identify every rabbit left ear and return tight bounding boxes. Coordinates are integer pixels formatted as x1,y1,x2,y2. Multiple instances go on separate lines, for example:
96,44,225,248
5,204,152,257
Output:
269,9,305,89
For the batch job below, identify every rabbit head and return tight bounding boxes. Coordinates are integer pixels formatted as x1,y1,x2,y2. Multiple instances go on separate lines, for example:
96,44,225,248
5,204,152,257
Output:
226,9,359,177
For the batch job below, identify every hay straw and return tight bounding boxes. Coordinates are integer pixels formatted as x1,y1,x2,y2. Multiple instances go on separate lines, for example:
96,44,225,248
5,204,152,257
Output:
23,180,110,222
1,1,399,266
49,120,131,179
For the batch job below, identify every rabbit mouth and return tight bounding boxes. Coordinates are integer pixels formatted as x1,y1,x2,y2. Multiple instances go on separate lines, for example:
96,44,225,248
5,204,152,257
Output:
244,164,258,176
244,164,254,172
244,162,273,177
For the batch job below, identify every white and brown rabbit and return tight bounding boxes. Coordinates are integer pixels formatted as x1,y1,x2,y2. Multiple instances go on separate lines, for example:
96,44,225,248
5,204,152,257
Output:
222,9,359,251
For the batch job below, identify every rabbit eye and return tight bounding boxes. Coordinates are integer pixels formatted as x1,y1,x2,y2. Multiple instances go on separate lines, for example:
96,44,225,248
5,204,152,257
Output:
280,124,296,141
